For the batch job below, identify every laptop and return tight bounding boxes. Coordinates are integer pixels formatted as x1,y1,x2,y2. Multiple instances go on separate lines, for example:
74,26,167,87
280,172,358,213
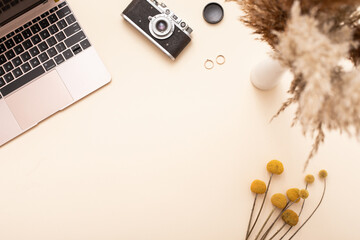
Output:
0,0,111,146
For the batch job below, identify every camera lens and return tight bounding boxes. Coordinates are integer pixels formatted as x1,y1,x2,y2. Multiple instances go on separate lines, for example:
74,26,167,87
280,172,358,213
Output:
149,14,175,40
156,20,168,33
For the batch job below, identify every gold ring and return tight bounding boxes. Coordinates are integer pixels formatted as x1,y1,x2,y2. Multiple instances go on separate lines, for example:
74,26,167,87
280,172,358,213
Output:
204,59,214,70
216,55,226,65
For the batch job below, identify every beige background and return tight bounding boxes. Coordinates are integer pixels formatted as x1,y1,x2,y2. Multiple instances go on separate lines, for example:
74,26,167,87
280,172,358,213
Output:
0,0,359,239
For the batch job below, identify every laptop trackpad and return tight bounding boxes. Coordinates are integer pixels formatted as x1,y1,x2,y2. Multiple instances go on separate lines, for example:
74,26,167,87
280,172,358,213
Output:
5,70,73,130
0,99,22,145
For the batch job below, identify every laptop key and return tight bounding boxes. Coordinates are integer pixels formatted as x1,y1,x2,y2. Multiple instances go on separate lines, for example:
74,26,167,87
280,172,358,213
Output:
22,39,33,50
57,19,67,30
64,23,81,37
3,72,14,83
14,45,24,55
72,44,82,55
30,23,41,34
39,29,50,40
0,66,5,76
80,39,91,50
55,31,66,42
6,32,14,39
15,26,24,33
39,19,50,29
0,44,6,53
65,14,76,25
5,49,15,60
63,49,73,60
58,2,67,8
48,24,59,34
41,11,49,19
29,46,40,57
56,6,71,19
48,14,58,24
47,36,57,47
32,16,41,24
50,6,58,13
0,55,6,64
4,62,14,72
0,66,45,97
22,29,32,39
0,78,5,88
64,31,85,47
29,57,40,68
5,39,15,49
31,34,41,45
38,42,48,52
38,52,49,62
47,47,57,58
24,21,32,28
54,54,65,65
43,59,56,71
21,62,31,73
55,42,66,52
20,52,31,62
12,67,22,78
12,56,22,67
13,34,24,44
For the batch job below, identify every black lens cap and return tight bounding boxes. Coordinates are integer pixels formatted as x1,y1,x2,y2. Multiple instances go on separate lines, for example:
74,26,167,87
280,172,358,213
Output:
203,2,224,24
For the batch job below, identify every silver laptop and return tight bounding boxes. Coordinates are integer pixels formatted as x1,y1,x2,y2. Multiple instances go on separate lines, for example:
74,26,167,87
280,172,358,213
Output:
0,0,111,146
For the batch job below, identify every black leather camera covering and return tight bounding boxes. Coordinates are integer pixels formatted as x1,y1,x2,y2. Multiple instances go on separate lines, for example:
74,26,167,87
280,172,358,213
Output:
123,0,191,59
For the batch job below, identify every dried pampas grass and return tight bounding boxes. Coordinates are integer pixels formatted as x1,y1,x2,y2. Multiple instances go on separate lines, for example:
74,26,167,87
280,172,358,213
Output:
229,0,360,169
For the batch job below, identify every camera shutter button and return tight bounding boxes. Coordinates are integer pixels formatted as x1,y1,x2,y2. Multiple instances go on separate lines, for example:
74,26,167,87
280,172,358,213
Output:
165,9,170,15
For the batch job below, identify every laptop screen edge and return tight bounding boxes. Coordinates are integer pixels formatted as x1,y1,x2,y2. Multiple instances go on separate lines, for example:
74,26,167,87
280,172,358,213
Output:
0,0,48,27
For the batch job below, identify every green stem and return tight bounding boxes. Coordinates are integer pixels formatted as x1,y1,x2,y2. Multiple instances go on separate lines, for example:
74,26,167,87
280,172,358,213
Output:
268,223,286,240
288,180,327,240
246,194,258,239
247,174,273,239
254,208,276,240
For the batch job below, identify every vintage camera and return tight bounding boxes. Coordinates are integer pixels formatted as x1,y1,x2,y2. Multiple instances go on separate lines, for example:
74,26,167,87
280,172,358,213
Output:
122,0,193,60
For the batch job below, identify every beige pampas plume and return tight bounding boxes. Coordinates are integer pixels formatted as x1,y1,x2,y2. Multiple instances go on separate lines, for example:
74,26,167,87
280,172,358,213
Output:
273,1,355,169
229,0,360,169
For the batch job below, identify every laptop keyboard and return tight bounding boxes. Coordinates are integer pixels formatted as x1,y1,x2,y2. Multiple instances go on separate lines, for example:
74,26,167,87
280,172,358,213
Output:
0,1,91,99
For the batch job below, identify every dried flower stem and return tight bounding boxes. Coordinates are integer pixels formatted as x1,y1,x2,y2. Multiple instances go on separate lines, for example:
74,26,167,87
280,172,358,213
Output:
279,183,309,239
298,183,309,217
246,194,258,239
260,199,298,240
247,174,273,239
279,226,291,240
254,208,276,240
288,179,327,239
268,223,287,240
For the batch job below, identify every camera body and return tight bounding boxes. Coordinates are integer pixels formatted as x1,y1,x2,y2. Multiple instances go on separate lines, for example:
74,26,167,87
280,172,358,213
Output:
122,0,192,60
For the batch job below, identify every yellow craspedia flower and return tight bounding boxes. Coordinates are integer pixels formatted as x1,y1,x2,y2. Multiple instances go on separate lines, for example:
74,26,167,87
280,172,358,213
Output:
282,209,299,226
251,180,267,194
286,188,300,203
271,193,287,209
300,189,309,199
266,160,284,175
305,174,315,184
319,170,328,179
